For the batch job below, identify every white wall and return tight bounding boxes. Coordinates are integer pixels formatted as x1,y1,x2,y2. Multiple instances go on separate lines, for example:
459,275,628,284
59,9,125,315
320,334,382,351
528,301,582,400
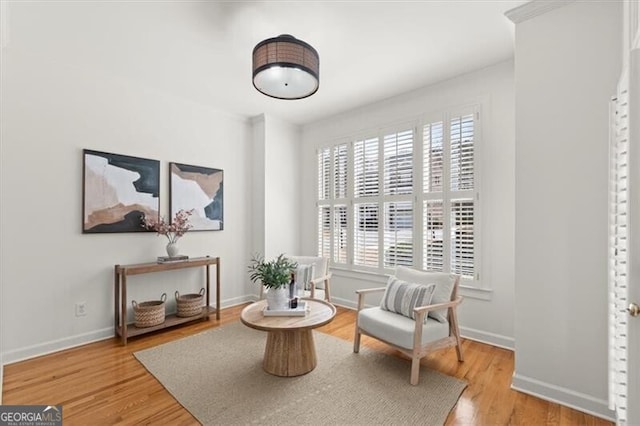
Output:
249,114,302,296
263,115,302,258
0,4,254,363
251,116,266,257
301,60,516,349
512,1,621,419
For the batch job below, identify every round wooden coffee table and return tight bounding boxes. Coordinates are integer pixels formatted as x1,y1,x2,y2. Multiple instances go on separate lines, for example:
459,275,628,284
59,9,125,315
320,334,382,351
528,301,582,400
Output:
240,298,337,377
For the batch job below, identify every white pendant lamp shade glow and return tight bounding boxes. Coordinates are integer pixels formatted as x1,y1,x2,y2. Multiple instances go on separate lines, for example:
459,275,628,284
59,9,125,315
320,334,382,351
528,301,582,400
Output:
252,34,319,100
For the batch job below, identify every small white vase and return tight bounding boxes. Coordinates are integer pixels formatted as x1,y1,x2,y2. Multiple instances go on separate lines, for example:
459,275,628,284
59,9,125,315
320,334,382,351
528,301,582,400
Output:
265,287,289,311
166,242,179,257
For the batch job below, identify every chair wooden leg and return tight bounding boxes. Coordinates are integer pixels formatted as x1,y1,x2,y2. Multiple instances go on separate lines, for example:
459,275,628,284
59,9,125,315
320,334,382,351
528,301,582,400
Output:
410,356,420,385
353,328,361,353
324,279,331,302
450,309,464,362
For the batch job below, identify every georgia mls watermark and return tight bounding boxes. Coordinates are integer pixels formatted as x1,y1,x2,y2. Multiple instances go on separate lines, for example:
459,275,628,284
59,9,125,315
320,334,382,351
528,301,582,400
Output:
0,405,62,426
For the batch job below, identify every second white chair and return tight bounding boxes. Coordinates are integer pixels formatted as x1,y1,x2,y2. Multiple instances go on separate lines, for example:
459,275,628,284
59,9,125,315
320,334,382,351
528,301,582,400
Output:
288,255,332,302
353,266,463,385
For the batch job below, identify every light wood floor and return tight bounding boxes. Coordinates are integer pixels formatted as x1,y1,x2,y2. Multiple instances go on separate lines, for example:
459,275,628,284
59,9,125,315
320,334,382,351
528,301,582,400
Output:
3,304,612,425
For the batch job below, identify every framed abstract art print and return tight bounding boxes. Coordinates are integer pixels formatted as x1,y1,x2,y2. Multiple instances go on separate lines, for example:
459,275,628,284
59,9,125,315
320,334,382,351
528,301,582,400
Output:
83,149,160,233
170,162,223,231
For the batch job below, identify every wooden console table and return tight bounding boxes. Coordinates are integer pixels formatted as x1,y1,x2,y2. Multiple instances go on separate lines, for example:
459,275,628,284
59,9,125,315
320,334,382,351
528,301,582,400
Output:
114,256,220,345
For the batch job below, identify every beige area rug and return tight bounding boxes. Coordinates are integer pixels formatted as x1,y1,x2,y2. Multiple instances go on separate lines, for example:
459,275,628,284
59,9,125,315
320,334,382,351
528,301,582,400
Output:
134,322,467,425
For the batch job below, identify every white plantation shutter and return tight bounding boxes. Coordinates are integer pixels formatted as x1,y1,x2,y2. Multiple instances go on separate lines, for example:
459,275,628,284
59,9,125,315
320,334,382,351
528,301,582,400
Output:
318,144,348,263
381,129,414,268
384,130,414,195
317,147,331,259
424,122,444,193
333,205,348,264
450,114,475,192
448,113,476,279
383,201,413,267
423,200,444,272
608,87,629,423
318,148,330,200
317,105,479,280
354,137,380,268
451,200,474,278
354,137,379,197
318,206,331,259
422,112,478,280
354,203,378,267
423,120,446,272
334,144,348,199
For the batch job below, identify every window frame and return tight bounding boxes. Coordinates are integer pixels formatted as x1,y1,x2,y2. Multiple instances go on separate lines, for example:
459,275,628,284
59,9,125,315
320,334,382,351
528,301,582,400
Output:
316,105,482,288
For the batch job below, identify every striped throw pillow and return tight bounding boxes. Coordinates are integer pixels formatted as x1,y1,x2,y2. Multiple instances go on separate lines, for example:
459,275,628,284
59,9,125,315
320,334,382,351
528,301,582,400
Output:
380,276,436,321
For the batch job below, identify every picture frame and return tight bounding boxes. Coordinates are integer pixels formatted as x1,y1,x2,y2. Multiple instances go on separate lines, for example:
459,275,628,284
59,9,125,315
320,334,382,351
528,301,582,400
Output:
170,162,224,231
83,149,160,233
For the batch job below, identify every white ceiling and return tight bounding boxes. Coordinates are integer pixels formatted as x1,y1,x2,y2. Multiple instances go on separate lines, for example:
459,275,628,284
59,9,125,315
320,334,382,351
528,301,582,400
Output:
9,0,528,125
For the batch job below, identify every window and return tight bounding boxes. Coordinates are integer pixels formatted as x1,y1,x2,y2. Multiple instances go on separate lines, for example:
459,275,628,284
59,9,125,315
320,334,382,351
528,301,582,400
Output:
384,201,413,267
354,203,378,267
317,107,479,282
423,200,444,271
333,205,348,263
317,144,348,265
317,147,331,258
420,112,477,279
354,137,379,198
317,205,330,259
333,145,348,199
383,130,413,195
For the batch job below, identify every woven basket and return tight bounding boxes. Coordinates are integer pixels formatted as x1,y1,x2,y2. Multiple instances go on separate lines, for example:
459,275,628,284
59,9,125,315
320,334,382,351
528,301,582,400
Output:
132,293,167,327
176,288,205,318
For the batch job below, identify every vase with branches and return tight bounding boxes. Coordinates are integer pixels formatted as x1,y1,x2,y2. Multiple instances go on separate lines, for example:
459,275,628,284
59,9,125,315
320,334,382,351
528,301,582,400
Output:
142,209,194,257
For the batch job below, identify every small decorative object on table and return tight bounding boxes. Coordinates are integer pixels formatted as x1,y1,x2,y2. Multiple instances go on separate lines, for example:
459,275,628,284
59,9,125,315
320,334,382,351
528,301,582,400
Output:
247,253,297,311
263,301,309,317
157,255,189,264
142,209,194,258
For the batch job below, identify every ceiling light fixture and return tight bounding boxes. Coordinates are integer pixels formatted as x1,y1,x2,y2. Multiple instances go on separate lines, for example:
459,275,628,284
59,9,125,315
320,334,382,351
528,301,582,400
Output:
252,34,319,100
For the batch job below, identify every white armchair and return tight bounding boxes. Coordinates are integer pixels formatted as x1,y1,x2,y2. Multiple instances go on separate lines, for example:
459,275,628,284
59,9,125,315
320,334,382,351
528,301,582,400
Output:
288,255,332,302
353,266,464,385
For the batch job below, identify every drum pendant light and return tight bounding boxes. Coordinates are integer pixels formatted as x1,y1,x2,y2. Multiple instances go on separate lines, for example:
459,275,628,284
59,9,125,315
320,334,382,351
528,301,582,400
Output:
252,34,319,100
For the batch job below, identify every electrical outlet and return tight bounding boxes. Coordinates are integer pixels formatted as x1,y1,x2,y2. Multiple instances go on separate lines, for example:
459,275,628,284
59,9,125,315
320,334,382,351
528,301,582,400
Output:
75,302,87,317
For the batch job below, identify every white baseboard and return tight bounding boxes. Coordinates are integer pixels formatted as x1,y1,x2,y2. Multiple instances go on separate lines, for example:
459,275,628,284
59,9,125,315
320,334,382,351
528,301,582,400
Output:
219,295,256,306
3,327,115,365
330,296,357,310
2,296,256,365
459,326,514,351
511,374,614,421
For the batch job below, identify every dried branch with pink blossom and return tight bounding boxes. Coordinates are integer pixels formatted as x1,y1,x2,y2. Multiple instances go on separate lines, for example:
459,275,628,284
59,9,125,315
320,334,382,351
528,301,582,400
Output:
141,209,194,243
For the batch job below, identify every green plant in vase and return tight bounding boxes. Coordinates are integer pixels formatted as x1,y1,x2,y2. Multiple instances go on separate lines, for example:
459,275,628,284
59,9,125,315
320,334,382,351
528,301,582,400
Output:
248,254,297,310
